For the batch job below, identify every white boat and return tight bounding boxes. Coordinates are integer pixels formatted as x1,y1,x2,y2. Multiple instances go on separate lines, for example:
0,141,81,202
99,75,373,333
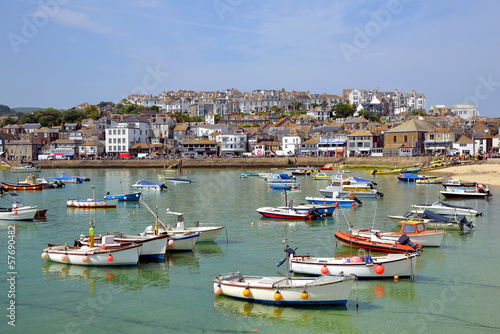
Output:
67,198,118,208
266,173,296,183
387,209,475,231
141,209,225,242
0,192,38,221
290,251,420,278
256,206,326,220
352,220,445,247
10,163,41,173
132,180,167,191
46,174,83,183
213,273,354,305
213,240,354,305
41,242,142,266
319,175,382,198
410,201,481,216
415,176,443,184
440,186,492,199
77,233,168,259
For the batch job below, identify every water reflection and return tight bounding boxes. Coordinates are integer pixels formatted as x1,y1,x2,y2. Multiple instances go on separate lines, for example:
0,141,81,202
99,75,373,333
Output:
213,296,358,333
41,260,170,291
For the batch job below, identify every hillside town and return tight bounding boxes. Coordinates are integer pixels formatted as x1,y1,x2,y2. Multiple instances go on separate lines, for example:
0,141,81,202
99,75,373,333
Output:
0,88,498,162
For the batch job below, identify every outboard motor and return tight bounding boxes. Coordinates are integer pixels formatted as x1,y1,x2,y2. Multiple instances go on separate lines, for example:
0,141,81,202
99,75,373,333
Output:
160,183,168,190
306,207,323,220
376,191,384,198
397,234,420,251
458,216,475,229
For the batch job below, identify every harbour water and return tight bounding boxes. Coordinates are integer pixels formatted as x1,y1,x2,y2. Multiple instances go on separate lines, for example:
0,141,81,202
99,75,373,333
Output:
0,167,499,333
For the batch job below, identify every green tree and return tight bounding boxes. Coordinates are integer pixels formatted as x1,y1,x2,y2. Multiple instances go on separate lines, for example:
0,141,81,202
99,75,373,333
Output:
293,101,303,111
333,103,355,119
1,116,17,127
61,109,85,123
39,115,57,127
149,105,159,112
311,103,319,109
0,105,11,115
252,123,260,127
321,100,328,108
19,113,36,124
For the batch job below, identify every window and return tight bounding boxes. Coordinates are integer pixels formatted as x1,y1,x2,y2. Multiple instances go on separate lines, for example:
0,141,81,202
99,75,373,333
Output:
404,135,408,143
109,138,112,143
113,130,116,135
403,224,416,233
113,138,116,144
393,135,397,143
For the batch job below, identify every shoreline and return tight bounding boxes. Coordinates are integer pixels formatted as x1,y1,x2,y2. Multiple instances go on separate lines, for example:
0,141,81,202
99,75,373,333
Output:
426,160,500,186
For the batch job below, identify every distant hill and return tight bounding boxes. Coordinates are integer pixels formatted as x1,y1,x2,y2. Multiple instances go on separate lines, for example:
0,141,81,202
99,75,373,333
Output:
11,107,45,114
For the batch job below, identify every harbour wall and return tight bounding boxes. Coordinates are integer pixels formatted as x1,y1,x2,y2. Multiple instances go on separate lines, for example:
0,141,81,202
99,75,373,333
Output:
28,156,436,169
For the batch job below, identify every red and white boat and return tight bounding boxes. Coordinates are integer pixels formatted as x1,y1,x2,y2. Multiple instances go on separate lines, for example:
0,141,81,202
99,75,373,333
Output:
256,206,326,220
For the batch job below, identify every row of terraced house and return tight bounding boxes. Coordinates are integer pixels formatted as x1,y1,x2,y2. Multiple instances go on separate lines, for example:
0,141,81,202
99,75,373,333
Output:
0,108,498,162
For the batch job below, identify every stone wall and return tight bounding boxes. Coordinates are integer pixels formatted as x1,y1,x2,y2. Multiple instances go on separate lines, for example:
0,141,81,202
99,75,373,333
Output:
34,156,435,169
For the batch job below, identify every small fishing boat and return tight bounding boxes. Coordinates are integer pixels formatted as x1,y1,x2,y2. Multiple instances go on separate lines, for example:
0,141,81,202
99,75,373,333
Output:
268,182,300,190
397,173,424,182
67,185,118,208
402,167,421,173
313,172,330,180
240,172,259,178
387,209,475,231
352,220,445,247
0,181,43,190
277,203,336,216
410,201,481,216
139,202,224,243
256,206,325,220
159,160,192,183
77,233,168,259
213,240,355,305
415,176,443,184
306,191,362,207
35,208,47,218
132,180,167,191
365,168,402,175
104,192,142,201
335,231,422,253
17,174,61,189
41,242,141,266
319,176,382,198
440,186,492,199
0,192,38,221
290,251,420,278
442,179,483,189
291,168,311,176
265,173,296,183
46,174,83,184
10,162,41,173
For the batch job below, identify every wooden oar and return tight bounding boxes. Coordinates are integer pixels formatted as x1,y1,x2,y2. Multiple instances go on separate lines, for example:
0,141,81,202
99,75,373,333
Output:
141,198,169,230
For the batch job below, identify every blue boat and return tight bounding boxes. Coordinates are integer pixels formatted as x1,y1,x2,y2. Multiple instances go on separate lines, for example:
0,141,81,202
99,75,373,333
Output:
46,174,83,183
268,182,300,190
305,195,361,207
105,192,142,201
397,173,424,182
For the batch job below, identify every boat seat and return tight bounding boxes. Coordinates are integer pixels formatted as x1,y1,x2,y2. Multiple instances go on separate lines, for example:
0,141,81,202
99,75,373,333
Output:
257,277,288,286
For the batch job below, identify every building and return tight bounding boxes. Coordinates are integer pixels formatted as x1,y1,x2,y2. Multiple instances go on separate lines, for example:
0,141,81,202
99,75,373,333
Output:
219,129,247,156
384,119,437,156
105,116,151,156
5,140,42,161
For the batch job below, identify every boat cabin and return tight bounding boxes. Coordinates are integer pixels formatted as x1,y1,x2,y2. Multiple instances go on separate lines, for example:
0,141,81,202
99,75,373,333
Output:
398,220,426,235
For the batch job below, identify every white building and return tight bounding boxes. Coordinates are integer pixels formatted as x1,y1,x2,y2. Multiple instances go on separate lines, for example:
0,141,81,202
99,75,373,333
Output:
447,104,479,119
219,129,247,155
452,135,475,155
105,116,151,156
282,129,303,155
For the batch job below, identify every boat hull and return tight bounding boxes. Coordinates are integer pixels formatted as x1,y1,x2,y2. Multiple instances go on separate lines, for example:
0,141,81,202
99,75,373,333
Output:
104,193,142,201
319,189,378,198
305,196,357,207
42,244,141,266
1,182,43,190
164,233,199,251
256,207,320,220
440,190,491,199
290,252,420,278
67,198,119,208
0,206,38,221
410,202,480,216
335,231,421,253
353,229,444,247
214,274,354,305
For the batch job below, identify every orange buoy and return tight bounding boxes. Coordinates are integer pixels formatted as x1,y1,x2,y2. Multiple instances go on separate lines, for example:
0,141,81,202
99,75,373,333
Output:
101,246,106,250
352,202,355,208
82,255,90,263
107,254,113,262
301,291,309,299
168,239,175,247
335,202,339,207
321,265,329,274
61,254,69,262
214,285,222,295
243,287,251,297
374,264,384,274
273,291,282,301
394,274,399,281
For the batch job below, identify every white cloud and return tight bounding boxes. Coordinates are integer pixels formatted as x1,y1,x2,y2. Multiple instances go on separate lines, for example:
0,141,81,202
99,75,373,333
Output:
49,8,115,36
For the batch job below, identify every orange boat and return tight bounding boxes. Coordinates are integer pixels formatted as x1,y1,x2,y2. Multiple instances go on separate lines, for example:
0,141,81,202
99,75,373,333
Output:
335,231,422,253
0,181,43,190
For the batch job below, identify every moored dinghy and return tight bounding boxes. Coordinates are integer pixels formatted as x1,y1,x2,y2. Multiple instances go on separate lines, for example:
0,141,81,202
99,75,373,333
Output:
213,240,355,305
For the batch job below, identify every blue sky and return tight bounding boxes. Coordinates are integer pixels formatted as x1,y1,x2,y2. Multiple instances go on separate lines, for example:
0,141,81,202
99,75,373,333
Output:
1,0,499,116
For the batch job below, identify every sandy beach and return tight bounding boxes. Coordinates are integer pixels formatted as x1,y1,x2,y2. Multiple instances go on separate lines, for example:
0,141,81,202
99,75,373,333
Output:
426,160,500,186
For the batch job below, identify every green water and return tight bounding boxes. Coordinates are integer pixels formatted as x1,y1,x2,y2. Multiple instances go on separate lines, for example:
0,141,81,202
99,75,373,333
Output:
0,168,499,333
